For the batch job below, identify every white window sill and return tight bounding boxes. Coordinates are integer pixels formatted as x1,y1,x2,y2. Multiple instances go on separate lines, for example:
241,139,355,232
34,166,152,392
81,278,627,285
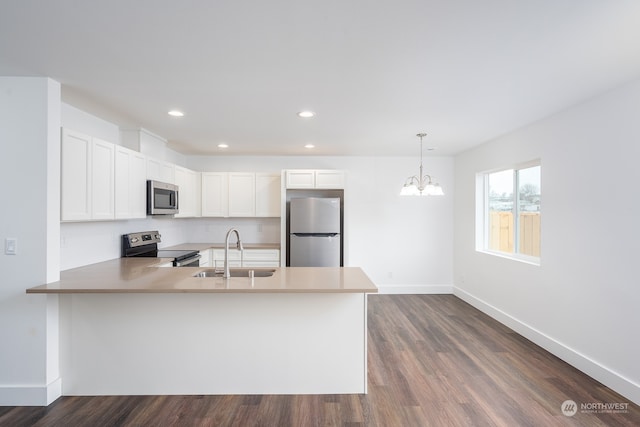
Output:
476,249,541,266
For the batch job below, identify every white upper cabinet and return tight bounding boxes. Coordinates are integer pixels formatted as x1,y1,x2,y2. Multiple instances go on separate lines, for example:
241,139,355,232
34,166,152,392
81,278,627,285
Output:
285,169,345,189
115,146,146,219
61,129,92,221
147,157,175,184
174,166,200,218
315,170,346,189
228,173,256,217
202,172,281,218
61,129,115,221
115,146,147,219
90,138,115,220
285,169,316,189
201,172,228,217
255,173,281,217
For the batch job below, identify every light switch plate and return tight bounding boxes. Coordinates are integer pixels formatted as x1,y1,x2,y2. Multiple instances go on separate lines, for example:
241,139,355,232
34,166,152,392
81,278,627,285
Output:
5,237,17,255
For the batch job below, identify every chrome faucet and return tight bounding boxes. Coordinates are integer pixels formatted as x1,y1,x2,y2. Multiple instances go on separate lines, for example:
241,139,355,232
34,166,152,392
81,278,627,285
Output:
224,228,244,278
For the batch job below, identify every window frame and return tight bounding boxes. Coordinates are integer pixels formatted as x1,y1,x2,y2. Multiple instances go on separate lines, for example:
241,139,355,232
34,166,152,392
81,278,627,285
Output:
476,159,541,265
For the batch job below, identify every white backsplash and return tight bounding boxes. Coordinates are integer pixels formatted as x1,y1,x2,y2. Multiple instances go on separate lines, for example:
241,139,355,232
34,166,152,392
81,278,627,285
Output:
183,217,280,245
60,217,280,271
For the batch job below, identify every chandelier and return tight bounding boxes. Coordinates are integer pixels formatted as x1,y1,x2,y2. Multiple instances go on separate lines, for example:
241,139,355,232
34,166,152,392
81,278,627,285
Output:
400,133,444,196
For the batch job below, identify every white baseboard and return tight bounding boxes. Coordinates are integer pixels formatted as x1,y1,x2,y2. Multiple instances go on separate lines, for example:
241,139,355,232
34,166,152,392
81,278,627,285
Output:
375,284,453,294
453,287,640,406
0,377,62,406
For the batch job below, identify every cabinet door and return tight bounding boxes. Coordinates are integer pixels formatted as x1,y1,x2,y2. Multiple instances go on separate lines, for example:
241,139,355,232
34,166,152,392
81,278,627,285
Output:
242,249,280,267
116,146,147,219
198,249,212,267
201,172,228,217
255,173,281,217
213,249,281,267
175,167,200,218
114,146,132,219
129,152,147,218
228,173,255,217
160,161,175,184
285,170,315,189
90,138,115,220
174,166,192,217
61,129,92,221
146,157,163,181
147,157,175,183
315,170,345,189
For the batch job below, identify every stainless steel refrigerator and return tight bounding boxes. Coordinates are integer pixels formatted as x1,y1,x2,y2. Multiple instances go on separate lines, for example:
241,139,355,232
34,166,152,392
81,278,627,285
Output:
289,197,341,267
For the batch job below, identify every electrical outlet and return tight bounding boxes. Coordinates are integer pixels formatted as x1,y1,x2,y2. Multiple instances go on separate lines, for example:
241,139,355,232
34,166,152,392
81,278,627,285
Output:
5,237,17,255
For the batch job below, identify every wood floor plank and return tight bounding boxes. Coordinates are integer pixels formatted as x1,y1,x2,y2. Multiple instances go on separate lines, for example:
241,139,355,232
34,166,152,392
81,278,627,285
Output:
2,295,638,426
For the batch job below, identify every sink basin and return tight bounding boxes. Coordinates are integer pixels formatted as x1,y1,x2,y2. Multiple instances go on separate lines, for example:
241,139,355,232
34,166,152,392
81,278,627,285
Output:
193,268,276,278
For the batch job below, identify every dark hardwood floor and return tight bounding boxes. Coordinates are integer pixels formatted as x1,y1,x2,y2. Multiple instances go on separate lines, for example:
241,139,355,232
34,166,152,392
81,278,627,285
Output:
1,295,638,426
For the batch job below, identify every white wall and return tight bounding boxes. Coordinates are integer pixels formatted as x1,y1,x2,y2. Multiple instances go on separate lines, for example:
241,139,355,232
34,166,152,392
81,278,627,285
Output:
453,79,640,404
61,103,120,143
60,218,189,270
0,77,61,405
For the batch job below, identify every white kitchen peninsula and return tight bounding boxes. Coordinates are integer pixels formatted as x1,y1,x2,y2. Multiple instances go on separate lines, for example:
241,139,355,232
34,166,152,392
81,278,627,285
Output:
27,260,377,396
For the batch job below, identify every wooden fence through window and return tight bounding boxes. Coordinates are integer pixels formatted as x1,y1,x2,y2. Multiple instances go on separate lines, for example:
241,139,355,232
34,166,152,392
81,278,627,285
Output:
489,211,540,257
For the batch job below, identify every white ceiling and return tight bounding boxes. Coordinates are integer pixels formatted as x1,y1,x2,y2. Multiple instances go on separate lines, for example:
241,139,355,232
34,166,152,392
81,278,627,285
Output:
2,1,640,156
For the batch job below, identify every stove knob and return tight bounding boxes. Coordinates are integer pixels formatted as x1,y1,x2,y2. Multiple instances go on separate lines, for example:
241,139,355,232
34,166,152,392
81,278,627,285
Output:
155,234,161,239
131,237,139,243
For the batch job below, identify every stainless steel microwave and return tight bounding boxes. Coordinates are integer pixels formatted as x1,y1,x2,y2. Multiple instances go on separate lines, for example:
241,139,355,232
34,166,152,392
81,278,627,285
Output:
147,180,179,215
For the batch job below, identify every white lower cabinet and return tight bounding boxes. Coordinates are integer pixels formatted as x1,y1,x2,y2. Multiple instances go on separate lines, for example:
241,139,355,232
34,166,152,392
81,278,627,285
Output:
198,249,213,267
211,249,280,268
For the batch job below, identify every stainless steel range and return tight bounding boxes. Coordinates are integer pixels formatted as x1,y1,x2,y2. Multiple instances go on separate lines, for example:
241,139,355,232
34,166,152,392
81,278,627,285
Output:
121,231,200,267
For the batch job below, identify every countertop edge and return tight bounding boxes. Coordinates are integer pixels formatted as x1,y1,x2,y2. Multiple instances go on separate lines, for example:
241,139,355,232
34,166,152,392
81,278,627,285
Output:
26,261,378,294
27,289,379,294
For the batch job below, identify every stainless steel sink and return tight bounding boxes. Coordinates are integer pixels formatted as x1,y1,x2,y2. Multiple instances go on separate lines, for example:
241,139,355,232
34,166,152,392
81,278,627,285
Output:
193,268,276,278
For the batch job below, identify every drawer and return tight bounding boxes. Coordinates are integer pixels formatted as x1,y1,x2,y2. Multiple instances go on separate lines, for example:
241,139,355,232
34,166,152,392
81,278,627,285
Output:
212,249,242,260
213,249,280,262
242,249,280,262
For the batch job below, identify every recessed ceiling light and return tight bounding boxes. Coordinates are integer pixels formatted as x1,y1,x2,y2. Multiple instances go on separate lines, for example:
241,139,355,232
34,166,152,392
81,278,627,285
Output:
304,144,315,149
297,111,315,118
168,110,184,117
217,143,228,149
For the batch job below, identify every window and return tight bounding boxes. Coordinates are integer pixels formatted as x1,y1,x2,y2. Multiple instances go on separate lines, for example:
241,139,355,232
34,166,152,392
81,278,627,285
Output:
479,162,541,263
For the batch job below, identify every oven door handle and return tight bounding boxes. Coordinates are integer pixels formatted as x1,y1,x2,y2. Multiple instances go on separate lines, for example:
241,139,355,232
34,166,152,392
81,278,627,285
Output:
174,254,201,267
